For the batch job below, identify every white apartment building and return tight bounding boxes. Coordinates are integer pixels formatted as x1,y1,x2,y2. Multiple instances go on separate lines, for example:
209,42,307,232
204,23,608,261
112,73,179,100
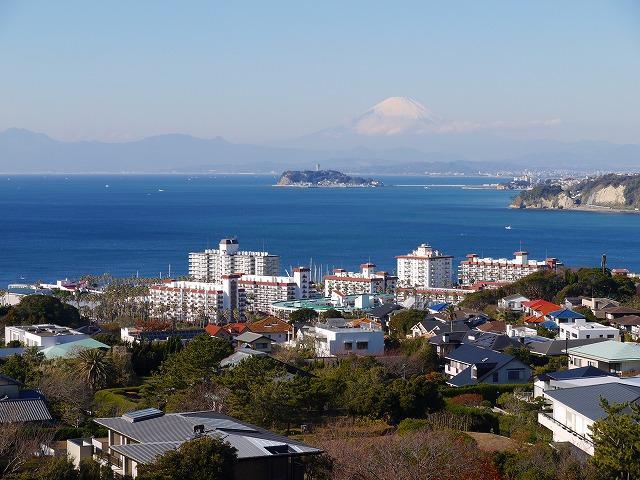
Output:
396,244,453,288
149,274,246,323
458,251,559,286
4,324,88,347
323,263,397,297
559,322,619,341
239,267,310,312
189,238,279,282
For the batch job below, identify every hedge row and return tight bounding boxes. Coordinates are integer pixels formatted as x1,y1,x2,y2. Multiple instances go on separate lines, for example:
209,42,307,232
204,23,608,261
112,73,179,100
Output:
440,383,532,404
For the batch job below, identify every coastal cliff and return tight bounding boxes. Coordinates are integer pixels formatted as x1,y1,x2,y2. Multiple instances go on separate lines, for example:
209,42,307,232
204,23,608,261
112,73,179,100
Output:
511,174,640,211
276,170,383,187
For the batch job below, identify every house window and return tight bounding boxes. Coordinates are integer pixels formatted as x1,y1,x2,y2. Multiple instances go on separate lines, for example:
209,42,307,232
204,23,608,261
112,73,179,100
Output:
356,341,369,350
492,372,499,382
344,342,353,351
507,369,522,381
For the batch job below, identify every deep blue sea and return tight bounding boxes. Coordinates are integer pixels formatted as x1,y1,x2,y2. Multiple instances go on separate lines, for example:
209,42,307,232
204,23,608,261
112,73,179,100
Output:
1,174,638,287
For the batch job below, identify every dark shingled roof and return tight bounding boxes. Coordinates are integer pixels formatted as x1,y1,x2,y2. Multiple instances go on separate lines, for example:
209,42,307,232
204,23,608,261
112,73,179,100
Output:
528,338,608,356
545,383,640,421
537,365,612,382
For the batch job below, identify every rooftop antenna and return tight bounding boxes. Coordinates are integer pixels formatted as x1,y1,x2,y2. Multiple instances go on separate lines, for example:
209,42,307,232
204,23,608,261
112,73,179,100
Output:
168,264,171,278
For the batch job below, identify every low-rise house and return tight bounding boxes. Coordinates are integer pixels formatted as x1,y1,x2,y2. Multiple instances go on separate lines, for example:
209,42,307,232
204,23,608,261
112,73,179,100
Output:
533,366,613,397
477,320,507,334
4,324,88,347
223,322,250,338
444,344,531,387
538,380,640,455
581,297,619,314
204,324,233,341
567,340,640,374
121,326,205,344
40,338,110,360
67,409,321,478
604,306,640,321
546,309,586,326
506,324,537,338
428,331,468,358
563,297,586,309
609,315,640,334
234,332,273,353
300,322,384,357
498,294,530,311
0,374,52,424
410,318,469,338
365,303,403,326
465,331,521,352
247,317,293,344
527,338,608,357
558,322,619,341
522,300,562,318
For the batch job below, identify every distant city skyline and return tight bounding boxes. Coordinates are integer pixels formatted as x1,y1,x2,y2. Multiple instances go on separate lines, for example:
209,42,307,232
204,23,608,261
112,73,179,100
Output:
1,1,639,144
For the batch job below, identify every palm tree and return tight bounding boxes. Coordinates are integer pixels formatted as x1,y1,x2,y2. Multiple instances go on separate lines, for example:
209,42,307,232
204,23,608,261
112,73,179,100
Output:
445,305,457,324
76,349,113,391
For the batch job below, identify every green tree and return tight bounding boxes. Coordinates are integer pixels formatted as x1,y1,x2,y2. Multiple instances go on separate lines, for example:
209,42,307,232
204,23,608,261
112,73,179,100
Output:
388,310,426,337
0,348,43,386
35,456,79,480
590,399,640,480
320,308,343,320
136,436,237,480
2,295,82,328
76,349,115,391
288,308,318,323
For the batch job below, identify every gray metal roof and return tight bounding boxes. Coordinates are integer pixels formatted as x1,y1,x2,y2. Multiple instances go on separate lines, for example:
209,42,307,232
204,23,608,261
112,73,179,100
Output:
528,338,608,356
545,382,640,421
235,332,270,343
95,410,321,464
0,398,52,423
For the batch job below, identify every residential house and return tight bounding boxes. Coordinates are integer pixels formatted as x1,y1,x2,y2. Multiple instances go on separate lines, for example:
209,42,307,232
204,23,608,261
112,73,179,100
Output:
67,409,321,478
410,318,469,338
498,294,530,311
558,322,619,341
604,306,640,321
429,331,468,358
300,322,384,357
546,309,586,326
527,338,608,357
609,315,640,335
538,380,640,455
234,332,273,353
444,344,531,387
522,300,562,319
248,317,293,344
40,338,110,360
567,340,640,374
477,320,507,334
204,324,233,341
0,374,52,424
581,297,619,317
533,366,613,397
365,303,403,327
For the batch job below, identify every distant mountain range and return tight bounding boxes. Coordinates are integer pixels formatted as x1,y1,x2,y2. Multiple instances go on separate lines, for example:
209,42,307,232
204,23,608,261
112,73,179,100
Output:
1,97,639,173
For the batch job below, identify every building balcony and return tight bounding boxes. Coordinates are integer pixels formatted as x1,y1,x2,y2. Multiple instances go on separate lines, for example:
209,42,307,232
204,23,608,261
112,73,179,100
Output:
538,412,594,455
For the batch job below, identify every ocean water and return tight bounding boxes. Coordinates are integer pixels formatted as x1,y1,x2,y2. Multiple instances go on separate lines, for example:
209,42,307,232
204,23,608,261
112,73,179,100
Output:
0,174,638,287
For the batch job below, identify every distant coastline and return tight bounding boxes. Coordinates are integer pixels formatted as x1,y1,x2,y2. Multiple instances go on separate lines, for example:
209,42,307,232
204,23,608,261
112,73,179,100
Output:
275,169,383,188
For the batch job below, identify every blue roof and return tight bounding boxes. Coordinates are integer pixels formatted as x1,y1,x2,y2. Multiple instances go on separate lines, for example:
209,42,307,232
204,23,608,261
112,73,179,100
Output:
548,309,585,319
428,303,450,312
538,319,560,330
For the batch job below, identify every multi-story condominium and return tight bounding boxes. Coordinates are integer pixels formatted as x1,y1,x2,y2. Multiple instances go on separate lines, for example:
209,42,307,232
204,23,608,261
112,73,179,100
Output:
323,263,397,297
240,267,310,313
149,274,246,323
458,251,559,286
189,238,280,282
4,324,88,347
396,244,453,288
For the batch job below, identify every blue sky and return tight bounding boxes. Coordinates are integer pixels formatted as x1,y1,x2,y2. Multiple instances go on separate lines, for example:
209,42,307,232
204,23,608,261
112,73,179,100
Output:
1,1,639,143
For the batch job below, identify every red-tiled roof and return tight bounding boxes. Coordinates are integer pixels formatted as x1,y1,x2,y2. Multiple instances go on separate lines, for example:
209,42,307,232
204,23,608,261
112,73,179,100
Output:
248,316,292,334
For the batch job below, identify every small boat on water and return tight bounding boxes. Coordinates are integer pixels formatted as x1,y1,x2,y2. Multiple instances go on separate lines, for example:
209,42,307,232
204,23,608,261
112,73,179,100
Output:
505,225,512,230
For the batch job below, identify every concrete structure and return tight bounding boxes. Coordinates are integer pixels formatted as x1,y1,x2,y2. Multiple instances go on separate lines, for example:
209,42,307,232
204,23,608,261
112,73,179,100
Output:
149,276,246,323
558,322,619,341
396,286,474,307
300,322,384,357
567,341,640,374
4,324,88,348
68,409,321,478
396,244,453,288
323,263,396,297
189,238,279,283
120,327,205,344
458,251,558,286
498,294,530,311
240,267,310,312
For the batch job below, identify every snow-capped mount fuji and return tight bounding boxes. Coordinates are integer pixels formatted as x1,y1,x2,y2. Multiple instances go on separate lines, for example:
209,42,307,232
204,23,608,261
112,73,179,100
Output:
350,96,441,135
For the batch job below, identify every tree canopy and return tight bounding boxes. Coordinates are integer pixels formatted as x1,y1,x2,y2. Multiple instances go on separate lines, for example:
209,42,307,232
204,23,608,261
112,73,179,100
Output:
2,295,81,328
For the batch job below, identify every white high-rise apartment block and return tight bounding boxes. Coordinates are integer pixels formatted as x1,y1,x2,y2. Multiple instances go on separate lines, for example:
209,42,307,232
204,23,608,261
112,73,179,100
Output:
240,267,310,313
458,251,559,286
149,274,246,323
323,263,397,297
396,244,453,288
189,239,279,282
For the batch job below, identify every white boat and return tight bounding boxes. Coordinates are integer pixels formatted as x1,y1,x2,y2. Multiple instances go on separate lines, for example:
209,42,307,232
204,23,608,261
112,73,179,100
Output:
505,225,512,230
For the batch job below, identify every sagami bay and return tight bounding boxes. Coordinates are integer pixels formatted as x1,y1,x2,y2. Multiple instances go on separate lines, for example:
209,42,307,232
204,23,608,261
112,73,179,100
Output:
1,174,638,287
